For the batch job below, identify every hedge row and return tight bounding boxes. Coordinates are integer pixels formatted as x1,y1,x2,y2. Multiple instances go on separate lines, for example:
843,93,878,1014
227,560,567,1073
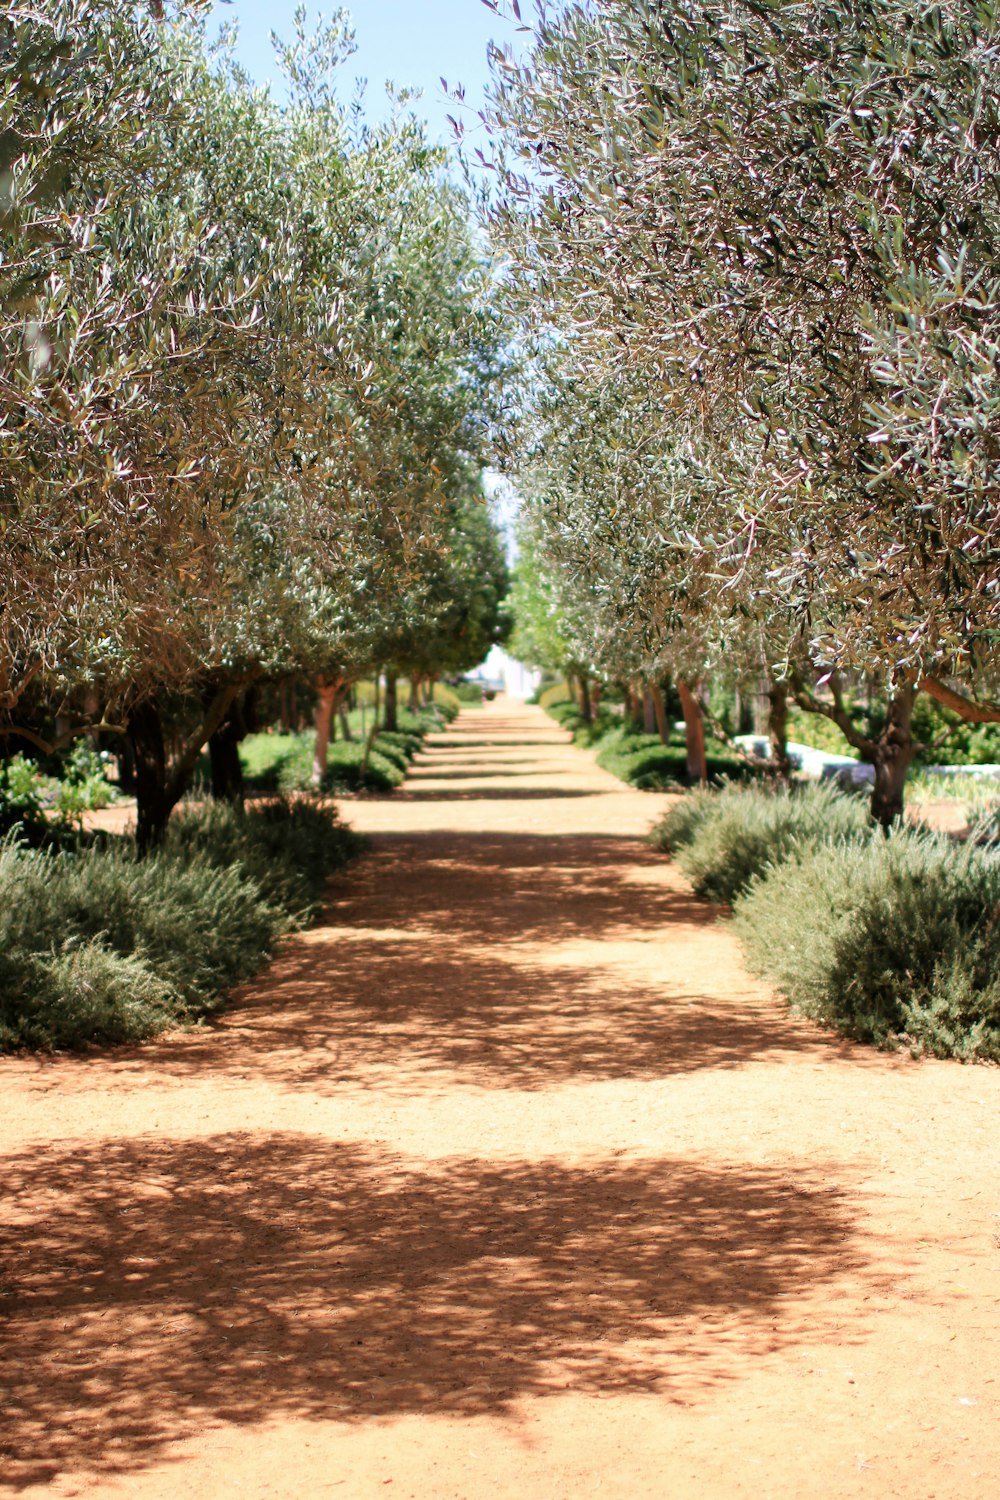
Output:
545,699,762,789
0,796,362,1052
651,783,1000,1062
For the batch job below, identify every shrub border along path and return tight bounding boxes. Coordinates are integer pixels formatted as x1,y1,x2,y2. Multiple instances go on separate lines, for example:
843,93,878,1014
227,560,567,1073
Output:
2,700,998,1498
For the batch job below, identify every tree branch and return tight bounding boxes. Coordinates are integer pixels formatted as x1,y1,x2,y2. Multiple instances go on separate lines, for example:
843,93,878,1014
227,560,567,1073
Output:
0,719,127,755
922,676,1000,725
791,669,876,757
0,659,43,712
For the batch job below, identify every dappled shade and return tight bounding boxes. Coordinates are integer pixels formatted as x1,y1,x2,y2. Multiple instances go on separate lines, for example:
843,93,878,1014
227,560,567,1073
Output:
1,1133,864,1488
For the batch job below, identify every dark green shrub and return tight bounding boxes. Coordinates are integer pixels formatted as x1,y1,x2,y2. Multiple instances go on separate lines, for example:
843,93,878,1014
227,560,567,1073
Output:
453,680,487,704
0,936,180,1051
651,781,872,903
322,741,404,792
370,736,412,772
237,731,313,792
0,753,49,840
167,795,361,920
734,831,1000,1059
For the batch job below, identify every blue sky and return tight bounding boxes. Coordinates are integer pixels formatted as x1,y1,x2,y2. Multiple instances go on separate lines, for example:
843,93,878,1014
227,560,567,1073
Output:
207,0,525,146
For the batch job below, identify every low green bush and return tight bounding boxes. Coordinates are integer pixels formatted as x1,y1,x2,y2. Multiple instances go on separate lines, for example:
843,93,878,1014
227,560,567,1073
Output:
734,831,1000,1060
0,934,180,1051
453,679,487,704
0,795,361,1051
322,740,404,792
431,684,461,718
167,795,362,920
238,731,313,792
651,780,872,903
0,754,49,840
538,680,571,710
595,725,754,792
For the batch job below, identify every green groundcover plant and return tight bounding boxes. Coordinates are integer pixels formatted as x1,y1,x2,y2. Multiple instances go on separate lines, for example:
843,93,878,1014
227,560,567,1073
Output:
734,831,1000,1062
651,780,1000,1060
650,781,872,903
0,795,361,1051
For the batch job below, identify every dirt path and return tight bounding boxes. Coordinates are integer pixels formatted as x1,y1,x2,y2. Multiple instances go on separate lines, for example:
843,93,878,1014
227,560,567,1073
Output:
3,700,998,1499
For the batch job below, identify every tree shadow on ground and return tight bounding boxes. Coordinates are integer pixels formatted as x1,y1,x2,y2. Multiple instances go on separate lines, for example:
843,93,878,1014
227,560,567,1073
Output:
335,833,723,944
1,1134,866,1489
135,932,828,1092
77,830,851,1090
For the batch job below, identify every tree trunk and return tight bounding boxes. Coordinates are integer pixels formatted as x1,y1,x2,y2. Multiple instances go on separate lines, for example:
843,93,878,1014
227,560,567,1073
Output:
312,681,339,789
578,672,593,724
128,700,171,854
677,680,708,783
767,679,793,782
649,683,671,746
384,673,398,732
338,699,353,741
870,684,917,832
208,719,244,806
643,684,657,735
409,675,422,711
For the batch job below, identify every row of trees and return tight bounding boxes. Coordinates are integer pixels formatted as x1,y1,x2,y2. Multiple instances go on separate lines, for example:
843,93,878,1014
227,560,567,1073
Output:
483,0,1000,826
3,1,509,846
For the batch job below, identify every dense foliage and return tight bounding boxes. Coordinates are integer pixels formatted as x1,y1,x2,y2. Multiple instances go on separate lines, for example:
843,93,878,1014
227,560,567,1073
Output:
484,0,1000,824
2,1,509,847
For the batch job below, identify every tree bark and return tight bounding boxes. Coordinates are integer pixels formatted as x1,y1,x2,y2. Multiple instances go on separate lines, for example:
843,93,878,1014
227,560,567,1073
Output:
578,672,593,724
130,679,252,852
128,700,170,855
767,679,793,782
312,680,340,789
869,683,918,832
384,673,398,733
792,671,917,832
409,675,422,711
208,719,244,806
643,684,657,735
207,685,255,806
677,680,708,783
649,682,671,746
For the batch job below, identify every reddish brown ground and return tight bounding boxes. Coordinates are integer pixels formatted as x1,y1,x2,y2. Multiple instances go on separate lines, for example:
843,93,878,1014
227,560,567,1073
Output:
2,701,999,1499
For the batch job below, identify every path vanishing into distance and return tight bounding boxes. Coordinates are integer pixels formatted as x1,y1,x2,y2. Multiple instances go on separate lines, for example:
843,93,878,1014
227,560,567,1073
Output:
3,700,999,1499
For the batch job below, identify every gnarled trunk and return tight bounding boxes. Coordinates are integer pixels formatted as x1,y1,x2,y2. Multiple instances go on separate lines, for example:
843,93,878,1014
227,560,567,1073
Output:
643,684,657,736
208,719,244,806
677,680,708,783
649,682,670,746
128,700,170,855
870,684,917,832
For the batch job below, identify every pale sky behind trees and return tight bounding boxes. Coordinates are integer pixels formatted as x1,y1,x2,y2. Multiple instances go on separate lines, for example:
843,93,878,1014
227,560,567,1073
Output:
208,0,522,144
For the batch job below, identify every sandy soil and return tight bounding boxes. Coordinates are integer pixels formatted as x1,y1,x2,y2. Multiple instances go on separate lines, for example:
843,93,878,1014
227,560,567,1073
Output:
3,700,999,1499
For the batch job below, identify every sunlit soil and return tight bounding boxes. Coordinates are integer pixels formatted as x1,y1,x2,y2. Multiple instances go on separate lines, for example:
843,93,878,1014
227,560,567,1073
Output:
4,701,998,1499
